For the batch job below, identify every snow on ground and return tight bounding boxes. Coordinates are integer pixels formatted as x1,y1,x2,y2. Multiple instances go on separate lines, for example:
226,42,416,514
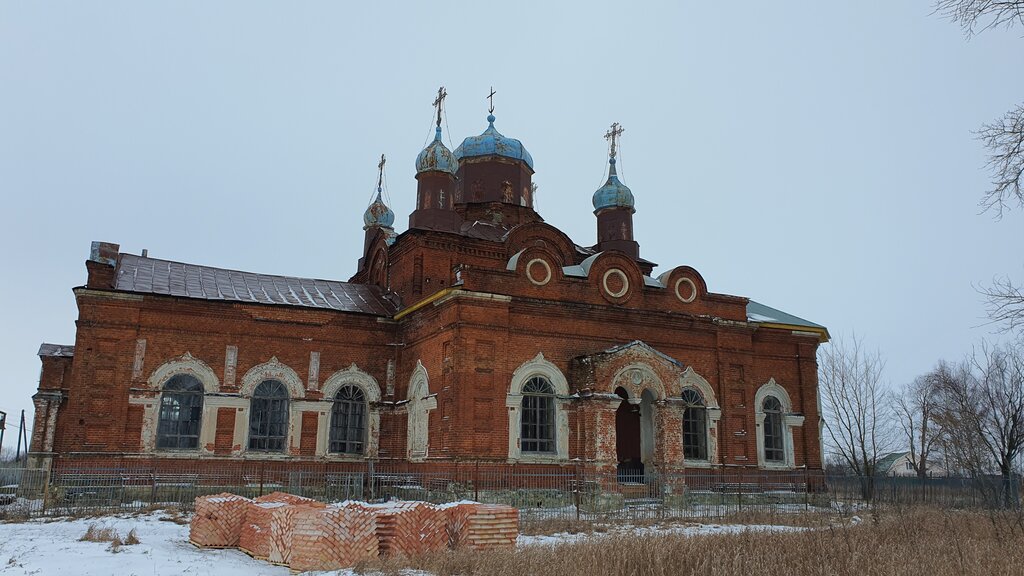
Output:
0,511,809,576
517,521,808,547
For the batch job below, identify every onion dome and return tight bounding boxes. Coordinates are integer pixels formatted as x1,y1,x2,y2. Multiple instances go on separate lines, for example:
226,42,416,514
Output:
454,114,534,170
592,157,634,211
416,126,458,175
363,189,395,228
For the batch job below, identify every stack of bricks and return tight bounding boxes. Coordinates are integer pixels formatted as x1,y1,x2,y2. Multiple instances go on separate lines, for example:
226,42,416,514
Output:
189,493,252,548
238,492,318,560
367,501,449,557
443,503,519,550
286,504,379,572
267,499,327,566
192,494,519,571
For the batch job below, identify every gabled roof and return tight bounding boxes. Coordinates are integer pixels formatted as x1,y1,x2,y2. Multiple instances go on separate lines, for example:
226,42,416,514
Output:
113,254,398,316
876,451,910,474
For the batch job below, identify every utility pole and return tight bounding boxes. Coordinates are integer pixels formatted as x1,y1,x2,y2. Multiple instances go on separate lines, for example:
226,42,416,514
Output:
0,411,6,458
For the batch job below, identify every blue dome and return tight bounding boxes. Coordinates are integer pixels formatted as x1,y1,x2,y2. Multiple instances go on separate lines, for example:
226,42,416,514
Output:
454,114,534,170
363,190,395,228
592,158,634,211
416,127,458,175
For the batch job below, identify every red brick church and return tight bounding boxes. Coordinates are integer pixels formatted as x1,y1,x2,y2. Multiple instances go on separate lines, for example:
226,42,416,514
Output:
30,92,828,479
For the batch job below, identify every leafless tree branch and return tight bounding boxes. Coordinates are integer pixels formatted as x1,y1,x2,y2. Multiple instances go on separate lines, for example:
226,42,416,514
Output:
935,0,1024,37
977,104,1024,218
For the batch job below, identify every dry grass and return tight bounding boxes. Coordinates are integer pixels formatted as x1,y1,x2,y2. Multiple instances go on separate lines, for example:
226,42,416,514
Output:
124,529,141,545
357,508,1024,576
78,524,119,543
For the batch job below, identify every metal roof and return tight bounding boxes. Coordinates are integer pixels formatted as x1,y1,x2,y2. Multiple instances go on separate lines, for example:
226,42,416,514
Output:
746,300,826,330
38,343,75,357
114,254,398,316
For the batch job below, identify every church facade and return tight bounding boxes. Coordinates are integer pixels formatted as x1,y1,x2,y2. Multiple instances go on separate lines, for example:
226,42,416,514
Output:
30,97,828,479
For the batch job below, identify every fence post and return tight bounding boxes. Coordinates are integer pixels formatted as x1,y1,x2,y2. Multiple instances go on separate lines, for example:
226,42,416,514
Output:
574,465,581,522
474,460,479,503
258,461,265,498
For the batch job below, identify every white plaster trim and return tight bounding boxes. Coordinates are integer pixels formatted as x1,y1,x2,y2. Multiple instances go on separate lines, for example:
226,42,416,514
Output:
318,364,382,458
507,353,570,462
679,367,721,465
239,357,304,399
602,268,629,298
526,258,552,286
141,354,220,455
612,363,667,402
754,378,801,469
406,361,435,461
674,277,697,303
147,353,220,393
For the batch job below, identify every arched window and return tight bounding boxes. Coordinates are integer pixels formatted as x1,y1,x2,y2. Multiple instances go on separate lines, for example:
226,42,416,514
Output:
329,385,366,455
681,388,707,461
521,376,555,453
156,374,203,450
249,380,289,452
762,396,785,463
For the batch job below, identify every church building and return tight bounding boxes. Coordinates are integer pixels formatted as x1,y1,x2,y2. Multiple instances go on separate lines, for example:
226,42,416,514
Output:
30,90,828,479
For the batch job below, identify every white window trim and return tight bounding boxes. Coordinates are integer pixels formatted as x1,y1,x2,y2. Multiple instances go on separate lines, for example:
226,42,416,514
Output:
506,353,570,463
679,367,722,467
132,353,220,454
406,360,436,462
239,357,305,455
317,364,382,459
754,378,804,469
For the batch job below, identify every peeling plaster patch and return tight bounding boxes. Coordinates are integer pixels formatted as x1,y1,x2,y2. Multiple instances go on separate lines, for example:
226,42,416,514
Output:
131,339,146,380
224,346,238,388
308,352,320,391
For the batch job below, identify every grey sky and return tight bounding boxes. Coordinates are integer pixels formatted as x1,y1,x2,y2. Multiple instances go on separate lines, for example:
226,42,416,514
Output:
1,1,1021,438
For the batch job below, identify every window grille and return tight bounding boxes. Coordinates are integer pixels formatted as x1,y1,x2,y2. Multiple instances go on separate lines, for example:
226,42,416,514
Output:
521,376,555,453
329,385,366,455
156,374,203,450
249,380,289,452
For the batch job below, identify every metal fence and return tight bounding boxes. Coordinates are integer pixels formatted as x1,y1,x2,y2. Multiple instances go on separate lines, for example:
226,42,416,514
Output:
0,462,1018,523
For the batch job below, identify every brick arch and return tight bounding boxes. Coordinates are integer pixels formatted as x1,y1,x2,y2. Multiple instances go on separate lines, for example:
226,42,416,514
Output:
321,364,382,402
239,357,304,399
504,221,577,264
147,352,219,394
610,363,667,403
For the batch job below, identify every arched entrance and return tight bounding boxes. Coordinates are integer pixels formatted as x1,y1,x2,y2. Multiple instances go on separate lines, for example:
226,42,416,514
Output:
615,386,658,483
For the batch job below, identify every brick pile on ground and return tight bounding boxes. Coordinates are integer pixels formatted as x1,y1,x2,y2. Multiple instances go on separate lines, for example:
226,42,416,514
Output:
192,493,519,569
443,502,519,550
365,501,449,557
267,500,327,566
286,504,379,572
238,492,318,560
189,493,252,548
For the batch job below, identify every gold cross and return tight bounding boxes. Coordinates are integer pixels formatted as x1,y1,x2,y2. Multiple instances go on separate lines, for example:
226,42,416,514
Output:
376,154,386,191
487,86,496,114
604,122,625,158
432,86,447,128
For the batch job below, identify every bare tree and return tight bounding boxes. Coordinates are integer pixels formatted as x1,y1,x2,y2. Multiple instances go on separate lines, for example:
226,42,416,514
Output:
893,370,944,479
819,335,894,499
936,1,1024,332
933,342,1024,507
935,0,1024,37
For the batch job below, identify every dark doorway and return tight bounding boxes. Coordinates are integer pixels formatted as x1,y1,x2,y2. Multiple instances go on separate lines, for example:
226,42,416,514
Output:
615,387,643,482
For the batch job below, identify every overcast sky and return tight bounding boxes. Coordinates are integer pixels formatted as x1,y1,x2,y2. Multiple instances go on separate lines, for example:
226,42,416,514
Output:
1,2,1021,443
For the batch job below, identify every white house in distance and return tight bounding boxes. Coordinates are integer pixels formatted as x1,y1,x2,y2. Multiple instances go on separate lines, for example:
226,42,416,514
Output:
876,451,947,478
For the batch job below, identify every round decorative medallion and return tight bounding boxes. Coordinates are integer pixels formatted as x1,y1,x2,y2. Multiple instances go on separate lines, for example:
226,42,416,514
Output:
675,277,697,303
602,268,629,298
526,258,552,286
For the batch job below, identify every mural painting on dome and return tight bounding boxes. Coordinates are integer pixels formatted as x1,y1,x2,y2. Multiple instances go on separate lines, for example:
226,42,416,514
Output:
502,181,513,203
521,185,531,207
